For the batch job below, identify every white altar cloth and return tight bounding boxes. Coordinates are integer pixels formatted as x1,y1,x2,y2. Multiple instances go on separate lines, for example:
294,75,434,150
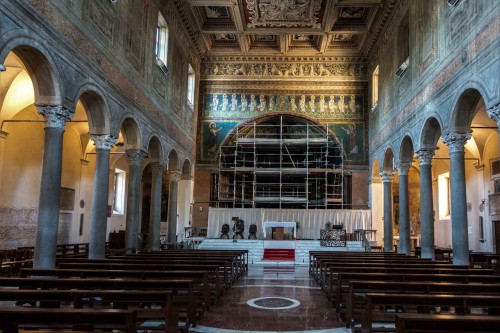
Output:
206,208,372,239
263,221,296,238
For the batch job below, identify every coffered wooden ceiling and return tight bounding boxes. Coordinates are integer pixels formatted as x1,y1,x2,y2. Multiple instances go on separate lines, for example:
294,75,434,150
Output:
184,0,394,57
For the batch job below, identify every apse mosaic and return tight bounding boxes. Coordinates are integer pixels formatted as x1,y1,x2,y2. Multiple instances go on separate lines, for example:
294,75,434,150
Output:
204,93,363,120
328,123,364,162
201,121,239,161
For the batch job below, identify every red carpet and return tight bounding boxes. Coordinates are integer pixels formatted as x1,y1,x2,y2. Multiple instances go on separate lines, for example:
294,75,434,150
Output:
263,249,295,261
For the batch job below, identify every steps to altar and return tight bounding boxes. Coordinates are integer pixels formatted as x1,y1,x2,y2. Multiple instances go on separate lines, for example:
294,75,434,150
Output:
197,239,365,265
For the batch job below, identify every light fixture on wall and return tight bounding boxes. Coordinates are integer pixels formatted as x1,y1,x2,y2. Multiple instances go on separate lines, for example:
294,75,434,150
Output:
0,64,5,72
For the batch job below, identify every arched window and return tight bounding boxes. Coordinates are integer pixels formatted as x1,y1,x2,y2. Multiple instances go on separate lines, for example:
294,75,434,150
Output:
187,64,195,106
155,12,169,73
372,65,379,107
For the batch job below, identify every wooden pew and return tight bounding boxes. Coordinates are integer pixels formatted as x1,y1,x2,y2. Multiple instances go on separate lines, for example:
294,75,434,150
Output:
317,261,470,290
346,281,500,327
395,313,500,333
58,261,228,293
81,256,236,283
113,253,243,283
0,277,198,328
0,307,136,333
357,293,500,333
0,289,178,333
22,268,214,309
332,272,500,311
324,266,495,303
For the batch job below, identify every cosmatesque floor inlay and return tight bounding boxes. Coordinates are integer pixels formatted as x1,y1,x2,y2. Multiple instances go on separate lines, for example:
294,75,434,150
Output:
190,265,345,332
247,297,300,310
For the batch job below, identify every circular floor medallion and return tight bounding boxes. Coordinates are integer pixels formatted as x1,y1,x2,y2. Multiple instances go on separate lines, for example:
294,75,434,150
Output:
246,297,300,310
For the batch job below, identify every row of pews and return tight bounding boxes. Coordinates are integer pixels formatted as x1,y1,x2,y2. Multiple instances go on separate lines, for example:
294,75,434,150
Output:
0,249,247,332
1,243,92,276
309,251,500,333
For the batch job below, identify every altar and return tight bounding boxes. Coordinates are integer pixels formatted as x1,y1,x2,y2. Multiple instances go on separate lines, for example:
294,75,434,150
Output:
206,208,372,239
263,221,297,239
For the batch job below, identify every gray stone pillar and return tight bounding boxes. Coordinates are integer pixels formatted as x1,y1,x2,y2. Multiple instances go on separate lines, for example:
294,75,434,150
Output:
167,170,182,244
487,103,500,157
397,161,412,256
149,162,166,251
34,105,74,269
124,149,147,252
416,149,436,260
88,134,116,259
380,171,395,252
442,132,471,266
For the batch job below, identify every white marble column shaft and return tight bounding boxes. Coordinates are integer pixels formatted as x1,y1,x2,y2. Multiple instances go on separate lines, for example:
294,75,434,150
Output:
167,170,182,244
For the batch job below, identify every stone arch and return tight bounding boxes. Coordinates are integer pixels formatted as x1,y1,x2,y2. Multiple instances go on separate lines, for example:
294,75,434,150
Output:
119,117,141,149
0,34,62,106
167,149,180,171
382,147,395,172
450,88,485,133
182,159,192,177
73,84,111,135
419,116,443,149
399,135,414,162
147,135,163,162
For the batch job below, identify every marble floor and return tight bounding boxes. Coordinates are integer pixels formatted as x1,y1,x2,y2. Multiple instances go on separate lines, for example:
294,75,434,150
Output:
190,264,349,333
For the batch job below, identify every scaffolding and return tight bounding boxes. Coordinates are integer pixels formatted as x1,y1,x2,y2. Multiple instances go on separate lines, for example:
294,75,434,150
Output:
216,116,344,209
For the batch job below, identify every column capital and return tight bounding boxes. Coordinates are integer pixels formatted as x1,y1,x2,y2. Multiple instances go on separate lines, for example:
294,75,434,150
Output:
442,132,471,153
36,105,74,128
397,161,413,176
168,170,182,182
91,134,116,150
416,148,435,166
486,103,500,121
150,162,167,175
380,171,395,183
125,149,147,166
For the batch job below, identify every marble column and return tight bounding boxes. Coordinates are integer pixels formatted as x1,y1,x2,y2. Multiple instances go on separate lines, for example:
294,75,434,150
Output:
88,134,116,259
487,103,500,157
149,162,166,251
34,105,74,269
380,171,395,252
442,132,471,266
416,148,436,260
124,149,147,252
167,170,182,244
397,161,412,255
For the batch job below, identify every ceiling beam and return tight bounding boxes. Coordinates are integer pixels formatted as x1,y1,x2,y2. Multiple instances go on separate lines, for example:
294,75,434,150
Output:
186,0,235,6
237,34,250,54
280,34,289,54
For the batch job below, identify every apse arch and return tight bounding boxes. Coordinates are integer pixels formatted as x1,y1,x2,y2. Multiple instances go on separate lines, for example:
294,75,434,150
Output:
220,113,343,156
